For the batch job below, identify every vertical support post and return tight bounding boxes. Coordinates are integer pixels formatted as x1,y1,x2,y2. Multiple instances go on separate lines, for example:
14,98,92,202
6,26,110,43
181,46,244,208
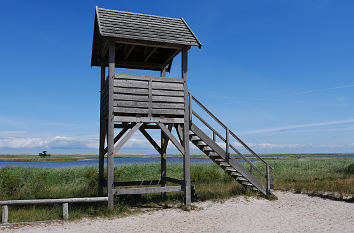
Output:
250,165,254,175
107,42,115,209
226,128,230,162
266,164,271,195
189,93,192,123
213,131,216,142
160,69,167,200
2,205,8,224
62,203,69,221
182,48,191,205
98,63,106,196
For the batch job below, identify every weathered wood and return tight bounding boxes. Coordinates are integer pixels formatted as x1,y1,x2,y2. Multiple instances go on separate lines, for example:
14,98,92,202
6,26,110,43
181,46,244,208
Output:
0,197,108,205
103,126,129,155
98,64,106,197
115,87,149,95
114,186,182,195
182,49,191,206
115,116,184,124
123,44,135,60
152,95,184,103
190,123,267,195
139,127,161,153
114,180,161,186
148,77,152,117
114,79,148,89
158,122,185,155
2,205,8,223
113,107,149,114
107,42,115,209
62,203,69,221
152,82,184,91
144,47,157,63
113,94,149,102
115,73,183,83
115,123,159,129
115,101,184,109
113,123,143,154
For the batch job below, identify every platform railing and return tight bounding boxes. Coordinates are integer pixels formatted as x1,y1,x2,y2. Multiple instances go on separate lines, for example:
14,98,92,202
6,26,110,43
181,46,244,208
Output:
189,93,273,194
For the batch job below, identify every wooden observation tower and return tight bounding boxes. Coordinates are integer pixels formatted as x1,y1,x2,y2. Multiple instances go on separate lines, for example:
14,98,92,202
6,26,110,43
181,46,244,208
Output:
91,7,273,209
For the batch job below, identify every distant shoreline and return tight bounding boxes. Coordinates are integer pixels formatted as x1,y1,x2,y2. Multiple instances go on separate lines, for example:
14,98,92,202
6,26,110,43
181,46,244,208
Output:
0,153,353,162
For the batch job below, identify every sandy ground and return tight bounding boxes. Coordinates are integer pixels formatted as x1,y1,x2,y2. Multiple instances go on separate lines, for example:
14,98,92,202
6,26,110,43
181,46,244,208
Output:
1,191,353,233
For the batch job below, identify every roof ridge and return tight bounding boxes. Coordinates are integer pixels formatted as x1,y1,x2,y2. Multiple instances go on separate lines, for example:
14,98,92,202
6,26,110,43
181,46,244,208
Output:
97,7,180,21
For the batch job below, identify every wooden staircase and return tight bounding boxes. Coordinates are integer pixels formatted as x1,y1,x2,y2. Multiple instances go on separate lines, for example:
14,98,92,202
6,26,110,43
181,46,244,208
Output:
189,94,273,196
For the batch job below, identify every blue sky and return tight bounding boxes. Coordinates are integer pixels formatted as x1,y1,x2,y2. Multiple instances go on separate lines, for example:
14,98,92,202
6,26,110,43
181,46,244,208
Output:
0,0,353,154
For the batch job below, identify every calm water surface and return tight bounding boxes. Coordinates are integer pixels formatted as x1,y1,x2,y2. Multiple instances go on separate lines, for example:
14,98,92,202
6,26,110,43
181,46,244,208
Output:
0,155,352,168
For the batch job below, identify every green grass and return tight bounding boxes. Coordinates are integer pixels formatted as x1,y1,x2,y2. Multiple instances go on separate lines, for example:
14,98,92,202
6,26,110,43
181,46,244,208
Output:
0,158,353,223
0,153,352,162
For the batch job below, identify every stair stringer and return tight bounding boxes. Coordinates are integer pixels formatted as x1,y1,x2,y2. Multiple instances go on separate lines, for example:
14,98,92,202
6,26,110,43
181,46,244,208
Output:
190,123,267,195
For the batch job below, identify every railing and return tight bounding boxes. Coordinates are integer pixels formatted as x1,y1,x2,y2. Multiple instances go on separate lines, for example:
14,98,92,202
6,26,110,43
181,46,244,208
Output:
189,93,272,194
0,197,108,224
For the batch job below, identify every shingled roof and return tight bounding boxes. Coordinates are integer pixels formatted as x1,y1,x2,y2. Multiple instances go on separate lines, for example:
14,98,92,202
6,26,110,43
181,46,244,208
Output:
91,7,201,70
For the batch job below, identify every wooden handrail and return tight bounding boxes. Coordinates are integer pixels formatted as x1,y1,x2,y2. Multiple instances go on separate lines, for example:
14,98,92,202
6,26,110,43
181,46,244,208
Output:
190,93,273,172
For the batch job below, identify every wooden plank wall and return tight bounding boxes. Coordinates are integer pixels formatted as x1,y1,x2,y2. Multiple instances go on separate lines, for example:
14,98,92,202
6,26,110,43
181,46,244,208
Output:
101,74,185,122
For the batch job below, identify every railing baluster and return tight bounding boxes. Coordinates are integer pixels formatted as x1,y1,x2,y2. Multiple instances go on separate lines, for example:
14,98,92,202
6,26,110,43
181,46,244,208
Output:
226,128,230,161
212,131,216,142
266,164,271,195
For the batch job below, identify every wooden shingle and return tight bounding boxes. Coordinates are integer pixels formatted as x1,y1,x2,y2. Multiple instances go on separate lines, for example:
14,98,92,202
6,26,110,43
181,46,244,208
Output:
91,7,201,70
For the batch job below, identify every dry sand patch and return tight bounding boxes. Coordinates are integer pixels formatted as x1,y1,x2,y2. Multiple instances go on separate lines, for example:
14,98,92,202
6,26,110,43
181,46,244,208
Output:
1,191,353,233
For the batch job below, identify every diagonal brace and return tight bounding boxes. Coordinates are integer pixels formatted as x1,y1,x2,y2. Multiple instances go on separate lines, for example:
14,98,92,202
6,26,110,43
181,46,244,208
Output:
103,126,129,155
139,127,161,154
114,123,143,154
158,122,184,155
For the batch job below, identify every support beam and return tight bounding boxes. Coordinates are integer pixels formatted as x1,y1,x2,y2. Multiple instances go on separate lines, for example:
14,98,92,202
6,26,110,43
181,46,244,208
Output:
144,47,157,63
115,123,159,129
182,48,191,205
160,124,172,200
123,45,135,60
113,123,143,154
158,123,184,155
103,126,129,154
107,42,115,209
162,49,181,65
98,63,106,196
139,127,161,153
114,186,182,195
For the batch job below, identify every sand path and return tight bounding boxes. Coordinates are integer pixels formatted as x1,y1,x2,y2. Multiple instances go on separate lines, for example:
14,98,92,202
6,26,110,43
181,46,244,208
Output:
1,191,353,233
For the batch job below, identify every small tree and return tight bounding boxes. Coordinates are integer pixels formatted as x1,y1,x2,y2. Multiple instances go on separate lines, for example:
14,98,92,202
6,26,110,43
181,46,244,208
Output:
38,150,50,158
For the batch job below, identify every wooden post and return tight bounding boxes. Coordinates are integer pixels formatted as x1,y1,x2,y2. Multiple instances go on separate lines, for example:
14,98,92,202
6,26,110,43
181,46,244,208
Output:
213,131,216,142
226,128,230,162
62,203,68,221
266,164,271,195
107,42,115,209
98,63,106,196
2,205,8,223
160,69,167,200
182,48,191,205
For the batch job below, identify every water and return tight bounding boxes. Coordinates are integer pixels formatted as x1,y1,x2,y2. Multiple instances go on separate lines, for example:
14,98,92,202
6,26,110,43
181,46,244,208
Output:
0,158,211,168
0,154,352,168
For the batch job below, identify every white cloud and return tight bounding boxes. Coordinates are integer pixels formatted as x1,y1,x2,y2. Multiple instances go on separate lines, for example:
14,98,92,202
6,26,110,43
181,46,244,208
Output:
238,118,354,135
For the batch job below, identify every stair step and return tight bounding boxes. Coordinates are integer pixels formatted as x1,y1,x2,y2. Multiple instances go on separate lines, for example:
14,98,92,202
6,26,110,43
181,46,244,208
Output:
190,136,201,142
213,159,225,162
219,162,231,167
235,177,247,182
203,148,213,153
225,167,237,172
241,182,254,187
196,141,207,147
208,152,219,157
230,172,242,176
